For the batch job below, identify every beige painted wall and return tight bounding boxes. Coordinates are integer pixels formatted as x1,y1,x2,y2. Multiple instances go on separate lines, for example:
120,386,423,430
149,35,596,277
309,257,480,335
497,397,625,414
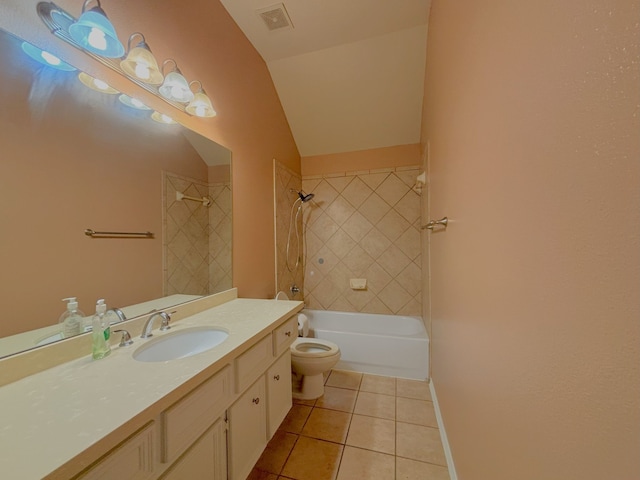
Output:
422,0,640,478
0,0,300,300
302,144,421,176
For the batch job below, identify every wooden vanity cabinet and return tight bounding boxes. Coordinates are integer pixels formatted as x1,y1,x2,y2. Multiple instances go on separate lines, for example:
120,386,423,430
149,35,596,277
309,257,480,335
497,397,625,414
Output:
76,314,298,480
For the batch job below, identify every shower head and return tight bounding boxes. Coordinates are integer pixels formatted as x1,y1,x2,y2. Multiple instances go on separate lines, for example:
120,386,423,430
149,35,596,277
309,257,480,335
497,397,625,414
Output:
298,191,314,203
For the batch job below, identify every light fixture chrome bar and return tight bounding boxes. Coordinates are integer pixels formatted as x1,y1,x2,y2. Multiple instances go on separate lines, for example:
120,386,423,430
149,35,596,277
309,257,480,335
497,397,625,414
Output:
84,229,154,238
36,2,188,115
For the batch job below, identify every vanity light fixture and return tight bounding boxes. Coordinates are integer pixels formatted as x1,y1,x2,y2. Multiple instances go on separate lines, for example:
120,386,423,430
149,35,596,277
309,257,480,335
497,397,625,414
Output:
21,41,77,71
118,94,151,110
78,71,119,94
159,59,194,104
151,111,177,124
68,0,124,58
186,81,217,118
37,2,217,120
119,33,163,85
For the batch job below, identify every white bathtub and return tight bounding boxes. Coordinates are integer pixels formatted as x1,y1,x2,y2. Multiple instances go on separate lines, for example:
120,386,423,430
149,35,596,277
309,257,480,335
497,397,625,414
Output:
301,309,429,380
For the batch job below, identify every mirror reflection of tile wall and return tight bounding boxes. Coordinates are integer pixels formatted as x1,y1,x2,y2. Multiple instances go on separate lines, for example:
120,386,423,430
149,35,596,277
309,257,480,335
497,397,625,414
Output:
163,172,232,296
302,166,422,315
274,161,304,300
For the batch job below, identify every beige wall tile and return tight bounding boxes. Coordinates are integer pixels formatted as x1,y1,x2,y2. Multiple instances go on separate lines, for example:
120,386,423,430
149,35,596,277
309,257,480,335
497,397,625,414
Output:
377,173,409,206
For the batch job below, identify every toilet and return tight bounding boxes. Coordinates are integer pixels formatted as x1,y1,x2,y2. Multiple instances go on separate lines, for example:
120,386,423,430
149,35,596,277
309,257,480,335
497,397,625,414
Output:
290,335,341,399
275,292,341,400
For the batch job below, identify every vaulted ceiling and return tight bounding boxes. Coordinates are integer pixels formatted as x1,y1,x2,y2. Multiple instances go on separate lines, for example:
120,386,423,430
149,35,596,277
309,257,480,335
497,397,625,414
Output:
220,0,431,157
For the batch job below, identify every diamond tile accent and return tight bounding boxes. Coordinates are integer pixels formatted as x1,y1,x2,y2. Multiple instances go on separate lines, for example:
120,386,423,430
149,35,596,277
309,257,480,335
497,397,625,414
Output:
341,177,373,208
378,280,413,313
377,209,411,242
302,167,422,315
326,229,357,259
326,175,355,193
313,180,340,210
308,212,340,243
395,190,421,224
342,211,373,242
376,174,408,206
359,193,391,225
325,196,356,226
378,244,411,277
342,244,375,276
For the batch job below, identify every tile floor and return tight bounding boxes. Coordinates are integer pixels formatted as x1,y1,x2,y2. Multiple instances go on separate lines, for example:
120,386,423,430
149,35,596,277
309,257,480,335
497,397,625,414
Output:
247,370,450,480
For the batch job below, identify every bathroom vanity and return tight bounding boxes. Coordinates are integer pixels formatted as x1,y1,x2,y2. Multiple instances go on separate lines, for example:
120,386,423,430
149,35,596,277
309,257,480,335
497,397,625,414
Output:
0,289,302,480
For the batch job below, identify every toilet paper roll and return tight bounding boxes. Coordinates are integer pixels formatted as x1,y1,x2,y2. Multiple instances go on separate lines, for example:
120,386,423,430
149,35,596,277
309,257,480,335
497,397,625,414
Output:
297,313,309,337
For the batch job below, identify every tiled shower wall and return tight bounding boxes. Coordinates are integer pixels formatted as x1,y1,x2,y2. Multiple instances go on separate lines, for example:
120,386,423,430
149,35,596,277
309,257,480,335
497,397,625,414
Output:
302,166,422,315
163,172,232,296
274,160,304,300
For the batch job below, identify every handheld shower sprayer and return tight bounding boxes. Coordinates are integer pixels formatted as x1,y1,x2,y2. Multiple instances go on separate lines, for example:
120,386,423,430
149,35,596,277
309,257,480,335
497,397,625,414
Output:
286,189,315,273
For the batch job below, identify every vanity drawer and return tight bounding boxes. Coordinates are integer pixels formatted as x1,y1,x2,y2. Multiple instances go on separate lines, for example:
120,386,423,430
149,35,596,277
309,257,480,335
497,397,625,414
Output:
79,422,156,480
162,365,231,463
273,315,297,357
234,335,272,393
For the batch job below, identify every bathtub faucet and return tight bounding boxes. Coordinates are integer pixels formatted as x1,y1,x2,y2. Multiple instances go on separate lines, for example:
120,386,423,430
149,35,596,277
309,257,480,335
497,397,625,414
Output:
290,284,300,295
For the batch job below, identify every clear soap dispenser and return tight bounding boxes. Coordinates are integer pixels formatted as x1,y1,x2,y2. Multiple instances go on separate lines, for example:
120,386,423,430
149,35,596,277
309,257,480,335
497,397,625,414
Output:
59,297,85,338
92,299,111,360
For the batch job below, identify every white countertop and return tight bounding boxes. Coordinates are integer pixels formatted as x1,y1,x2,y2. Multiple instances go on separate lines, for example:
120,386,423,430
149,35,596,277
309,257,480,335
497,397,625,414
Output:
0,297,302,480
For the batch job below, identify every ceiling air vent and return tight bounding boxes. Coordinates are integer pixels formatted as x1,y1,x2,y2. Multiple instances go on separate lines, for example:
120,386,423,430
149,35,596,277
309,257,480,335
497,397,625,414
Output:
256,3,293,31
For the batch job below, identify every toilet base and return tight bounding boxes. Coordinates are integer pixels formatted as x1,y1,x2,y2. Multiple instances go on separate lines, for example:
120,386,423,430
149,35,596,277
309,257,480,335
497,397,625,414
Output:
291,372,325,400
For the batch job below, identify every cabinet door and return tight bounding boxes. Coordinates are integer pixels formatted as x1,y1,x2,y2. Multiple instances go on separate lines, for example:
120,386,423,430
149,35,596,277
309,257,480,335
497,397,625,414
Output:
160,418,226,480
228,376,267,480
267,350,293,439
78,423,156,480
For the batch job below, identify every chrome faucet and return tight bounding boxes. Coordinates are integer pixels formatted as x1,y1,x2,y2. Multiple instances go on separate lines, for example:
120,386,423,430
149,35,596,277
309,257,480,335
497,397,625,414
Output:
140,312,171,339
108,308,127,322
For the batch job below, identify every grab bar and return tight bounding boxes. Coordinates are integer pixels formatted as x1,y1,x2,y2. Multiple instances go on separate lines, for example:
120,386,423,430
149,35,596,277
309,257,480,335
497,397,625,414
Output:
85,229,154,238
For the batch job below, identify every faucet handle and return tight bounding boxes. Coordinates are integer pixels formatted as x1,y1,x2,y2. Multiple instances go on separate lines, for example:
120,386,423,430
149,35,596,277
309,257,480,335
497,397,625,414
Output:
113,329,133,347
159,312,172,331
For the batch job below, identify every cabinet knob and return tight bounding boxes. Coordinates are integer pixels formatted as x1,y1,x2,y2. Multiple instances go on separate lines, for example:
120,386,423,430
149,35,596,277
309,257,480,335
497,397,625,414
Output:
273,374,280,381
252,397,260,405
285,331,291,337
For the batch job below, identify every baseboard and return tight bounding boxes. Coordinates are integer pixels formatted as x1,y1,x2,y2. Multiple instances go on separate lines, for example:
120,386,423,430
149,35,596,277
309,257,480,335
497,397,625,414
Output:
429,379,458,480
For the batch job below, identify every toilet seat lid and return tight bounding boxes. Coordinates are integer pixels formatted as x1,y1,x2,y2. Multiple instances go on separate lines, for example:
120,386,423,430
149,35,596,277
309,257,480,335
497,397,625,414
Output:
291,338,340,358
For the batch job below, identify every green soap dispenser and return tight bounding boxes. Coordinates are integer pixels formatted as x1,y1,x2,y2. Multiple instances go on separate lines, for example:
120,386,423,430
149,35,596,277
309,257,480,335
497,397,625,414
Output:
91,299,111,360
59,297,85,338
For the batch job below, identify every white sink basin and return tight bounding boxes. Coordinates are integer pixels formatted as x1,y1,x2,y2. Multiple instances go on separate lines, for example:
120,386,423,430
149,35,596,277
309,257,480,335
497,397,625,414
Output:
133,327,229,362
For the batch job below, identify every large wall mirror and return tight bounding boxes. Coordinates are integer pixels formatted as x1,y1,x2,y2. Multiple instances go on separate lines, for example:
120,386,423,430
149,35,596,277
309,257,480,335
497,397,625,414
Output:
0,27,232,358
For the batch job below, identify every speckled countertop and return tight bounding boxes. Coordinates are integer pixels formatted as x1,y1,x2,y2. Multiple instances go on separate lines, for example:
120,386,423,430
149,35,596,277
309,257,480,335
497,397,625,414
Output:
0,297,302,480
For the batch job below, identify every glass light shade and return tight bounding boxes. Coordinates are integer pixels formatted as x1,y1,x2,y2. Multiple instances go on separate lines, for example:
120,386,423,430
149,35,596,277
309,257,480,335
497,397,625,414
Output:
120,46,163,85
118,94,151,110
68,6,124,58
21,42,76,71
186,91,217,118
159,71,194,103
151,111,177,124
78,71,119,94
